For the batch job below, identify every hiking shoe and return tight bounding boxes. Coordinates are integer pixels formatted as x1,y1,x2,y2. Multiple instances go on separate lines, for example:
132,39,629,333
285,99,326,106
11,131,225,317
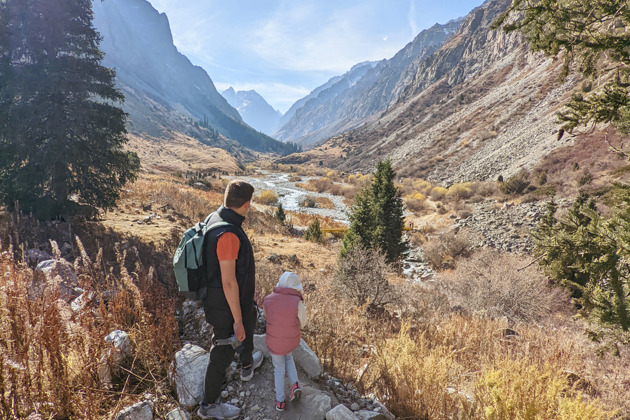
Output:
197,402,241,419
275,400,286,412
289,382,302,401
240,350,263,381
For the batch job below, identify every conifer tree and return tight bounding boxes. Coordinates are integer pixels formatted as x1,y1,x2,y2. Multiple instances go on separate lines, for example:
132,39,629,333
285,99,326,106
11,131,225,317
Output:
274,203,286,223
533,189,630,345
0,0,139,217
499,0,630,345
304,218,322,243
341,160,407,263
495,0,630,137
371,160,407,262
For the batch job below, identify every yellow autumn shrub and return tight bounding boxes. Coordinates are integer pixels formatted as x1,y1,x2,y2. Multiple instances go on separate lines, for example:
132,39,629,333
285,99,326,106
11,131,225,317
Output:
475,359,613,420
256,189,278,205
430,186,448,200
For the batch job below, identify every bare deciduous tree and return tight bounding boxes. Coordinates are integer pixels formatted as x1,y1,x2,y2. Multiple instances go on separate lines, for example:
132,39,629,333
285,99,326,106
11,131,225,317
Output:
334,245,399,311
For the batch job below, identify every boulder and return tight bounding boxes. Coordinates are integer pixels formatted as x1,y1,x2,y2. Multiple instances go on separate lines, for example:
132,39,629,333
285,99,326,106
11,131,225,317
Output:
71,291,94,313
165,408,191,420
31,259,80,302
254,334,322,378
99,330,132,385
294,339,322,378
280,385,332,420
326,404,356,420
355,411,387,420
253,334,270,358
116,400,153,420
105,330,132,364
169,344,209,407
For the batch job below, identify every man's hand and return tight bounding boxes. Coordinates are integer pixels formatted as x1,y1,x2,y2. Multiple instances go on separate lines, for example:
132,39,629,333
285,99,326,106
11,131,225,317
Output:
233,320,245,341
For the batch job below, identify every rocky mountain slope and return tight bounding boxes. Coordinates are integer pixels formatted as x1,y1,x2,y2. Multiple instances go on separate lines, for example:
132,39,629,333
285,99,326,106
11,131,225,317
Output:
221,88,282,136
274,61,375,134
283,0,596,183
274,20,462,147
91,0,291,156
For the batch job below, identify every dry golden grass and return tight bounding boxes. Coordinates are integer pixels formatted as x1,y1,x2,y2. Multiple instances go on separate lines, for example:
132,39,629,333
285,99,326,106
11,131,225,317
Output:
0,237,179,419
252,233,338,270
127,133,242,174
299,242,630,419
364,320,617,419
3,172,630,419
100,174,224,246
311,196,335,209
283,211,346,230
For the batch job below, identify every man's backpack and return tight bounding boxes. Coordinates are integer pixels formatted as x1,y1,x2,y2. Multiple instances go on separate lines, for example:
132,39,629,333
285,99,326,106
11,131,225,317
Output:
173,212,231,300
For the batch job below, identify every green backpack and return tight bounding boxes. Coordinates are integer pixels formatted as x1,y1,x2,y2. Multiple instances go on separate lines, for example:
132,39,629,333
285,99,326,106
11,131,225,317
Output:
173,212,231,299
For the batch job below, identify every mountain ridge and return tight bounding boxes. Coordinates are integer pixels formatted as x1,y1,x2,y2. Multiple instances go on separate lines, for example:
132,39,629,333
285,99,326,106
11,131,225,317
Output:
278,0,602,184
221,88,282,136
274,19,464,147
91,0,293,158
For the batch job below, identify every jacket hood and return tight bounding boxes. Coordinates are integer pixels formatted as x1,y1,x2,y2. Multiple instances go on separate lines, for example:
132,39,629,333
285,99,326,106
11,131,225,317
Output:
276,271,303,291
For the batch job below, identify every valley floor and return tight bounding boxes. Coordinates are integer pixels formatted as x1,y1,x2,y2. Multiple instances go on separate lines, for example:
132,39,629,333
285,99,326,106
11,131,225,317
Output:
1,167,629,419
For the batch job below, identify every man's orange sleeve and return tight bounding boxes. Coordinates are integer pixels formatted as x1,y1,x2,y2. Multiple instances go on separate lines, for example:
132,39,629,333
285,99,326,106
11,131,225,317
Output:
216,232,240,261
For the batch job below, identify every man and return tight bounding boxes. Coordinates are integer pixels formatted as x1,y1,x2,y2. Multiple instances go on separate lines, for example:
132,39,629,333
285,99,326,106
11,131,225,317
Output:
198,180,263,420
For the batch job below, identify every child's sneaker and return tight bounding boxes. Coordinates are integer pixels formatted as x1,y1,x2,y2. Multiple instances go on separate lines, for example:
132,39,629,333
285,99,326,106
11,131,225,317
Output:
275,400,286,412
289,383,302,401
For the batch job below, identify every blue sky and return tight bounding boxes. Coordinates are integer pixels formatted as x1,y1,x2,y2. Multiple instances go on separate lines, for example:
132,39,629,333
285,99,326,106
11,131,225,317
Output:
148,0,485,113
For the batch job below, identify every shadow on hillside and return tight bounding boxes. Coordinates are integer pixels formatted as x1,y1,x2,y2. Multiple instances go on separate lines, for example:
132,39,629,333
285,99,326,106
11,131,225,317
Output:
0,209,180,296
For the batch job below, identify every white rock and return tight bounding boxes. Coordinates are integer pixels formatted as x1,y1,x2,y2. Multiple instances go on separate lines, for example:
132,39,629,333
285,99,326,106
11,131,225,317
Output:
294,339,323,378
165,408,190,420
253,334,271,358
355,411,387,420
31,259,80,302
254,334,322,378
70,291,94,312
326,404,356,420
105,330,132,363
293,388,332,420
116,400,153,420
169,344,209,407
350,403,360,411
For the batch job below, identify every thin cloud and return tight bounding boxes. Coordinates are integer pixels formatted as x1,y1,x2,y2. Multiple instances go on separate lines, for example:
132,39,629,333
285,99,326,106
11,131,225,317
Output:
409,0,419,37
145,0,484,111
248,2,401,73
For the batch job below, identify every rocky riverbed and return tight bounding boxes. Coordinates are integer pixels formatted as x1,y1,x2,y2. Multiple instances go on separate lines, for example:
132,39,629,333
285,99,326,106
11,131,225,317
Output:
230,171,349,223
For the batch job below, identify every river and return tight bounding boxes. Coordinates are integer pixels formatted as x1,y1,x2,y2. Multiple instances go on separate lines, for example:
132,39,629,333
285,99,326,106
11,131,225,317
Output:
231,171,434,282
231,171,349,223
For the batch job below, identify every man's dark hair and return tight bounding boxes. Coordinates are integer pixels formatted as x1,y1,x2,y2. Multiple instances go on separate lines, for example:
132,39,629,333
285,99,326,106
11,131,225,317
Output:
224,180,255,208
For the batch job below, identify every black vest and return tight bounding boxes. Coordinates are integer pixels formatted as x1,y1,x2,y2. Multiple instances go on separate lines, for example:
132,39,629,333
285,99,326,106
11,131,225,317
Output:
202,206,256,328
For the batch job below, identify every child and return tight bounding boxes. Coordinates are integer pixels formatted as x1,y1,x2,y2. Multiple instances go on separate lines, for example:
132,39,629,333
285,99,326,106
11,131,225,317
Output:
263,271,308,412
